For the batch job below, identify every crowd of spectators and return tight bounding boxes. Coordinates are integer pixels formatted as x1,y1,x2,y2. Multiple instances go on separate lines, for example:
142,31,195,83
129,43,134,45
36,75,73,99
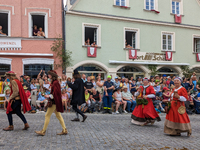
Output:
0,70,200,114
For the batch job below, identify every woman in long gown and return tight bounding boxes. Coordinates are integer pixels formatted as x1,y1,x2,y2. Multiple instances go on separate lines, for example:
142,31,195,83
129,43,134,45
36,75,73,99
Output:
164,77,192,136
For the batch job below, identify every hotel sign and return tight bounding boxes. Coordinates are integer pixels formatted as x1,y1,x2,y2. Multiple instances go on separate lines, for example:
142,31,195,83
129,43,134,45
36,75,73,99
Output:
133,52,170,62
0,38,22,50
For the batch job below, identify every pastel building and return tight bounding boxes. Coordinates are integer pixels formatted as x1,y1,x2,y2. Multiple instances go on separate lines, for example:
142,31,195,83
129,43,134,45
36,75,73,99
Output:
65,0,200,79
0,0,63,78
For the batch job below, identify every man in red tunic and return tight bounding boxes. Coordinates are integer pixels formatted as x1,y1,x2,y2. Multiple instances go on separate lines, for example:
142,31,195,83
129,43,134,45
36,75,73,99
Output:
131,78,161,126
3,71,31,131
164,77,192,136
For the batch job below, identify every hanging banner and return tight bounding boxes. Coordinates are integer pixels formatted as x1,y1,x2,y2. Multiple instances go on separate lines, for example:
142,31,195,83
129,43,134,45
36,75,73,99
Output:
175,14,182,24
0,38,22,50
196,53,200,62
165,51,172,61
87,47,97,57
129,49,137,59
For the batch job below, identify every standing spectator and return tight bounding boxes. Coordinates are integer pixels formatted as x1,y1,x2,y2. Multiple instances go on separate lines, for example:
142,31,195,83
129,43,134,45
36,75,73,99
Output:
43,79,50,94
61,74,67,90
114,77,120,89
182,77,190,91
35,79,40,91
96,76,104,98
113,87,127,114
192,76,197,93
188,78,194,92
154,80,161,99
82,74,87,83
170,75,175,86
163,74,167,80
24,86,31,104
102,75,114,114
84,76,93,94
122,86,136,113
166,76,171,88
121,77,125,85
130,79,137,96
3,77,10,94
136,77,143,87
30,79,37,91
149,77,155,86
110,75,115,83
118,77,123,87
24,76,31,91
155,75,160,81
91,88,102,112
91,76,96,89
67,77,71,82
61,89,68,113
123,78,130,92
159,79,168,94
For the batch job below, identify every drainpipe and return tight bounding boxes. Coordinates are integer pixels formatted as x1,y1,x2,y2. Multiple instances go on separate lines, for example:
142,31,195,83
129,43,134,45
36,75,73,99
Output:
62,0,66,74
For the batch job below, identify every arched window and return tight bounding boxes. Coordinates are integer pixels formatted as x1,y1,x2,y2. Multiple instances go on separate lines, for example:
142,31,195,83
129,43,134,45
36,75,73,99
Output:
158,67,178,75
117,66,144,79
75,64,106,79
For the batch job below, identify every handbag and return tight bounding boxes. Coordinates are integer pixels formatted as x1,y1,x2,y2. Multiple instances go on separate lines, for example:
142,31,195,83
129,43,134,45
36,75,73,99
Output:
47,98,53,107
178,102,186,114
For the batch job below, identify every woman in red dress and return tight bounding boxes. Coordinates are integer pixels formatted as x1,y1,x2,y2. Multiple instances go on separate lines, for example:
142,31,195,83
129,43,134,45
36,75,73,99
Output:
164,77,192,136
131,78,161,126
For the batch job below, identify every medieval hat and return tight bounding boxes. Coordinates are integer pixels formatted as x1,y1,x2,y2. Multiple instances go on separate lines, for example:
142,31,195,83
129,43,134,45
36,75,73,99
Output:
48,70,58,78
6,71,16,76
73,69,79,75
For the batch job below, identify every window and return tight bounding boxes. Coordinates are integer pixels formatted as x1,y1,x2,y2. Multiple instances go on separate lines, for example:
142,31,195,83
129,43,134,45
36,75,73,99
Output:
0,64,10,76
172,1,180,15
0,12,8,36
29,12,48,38
194,38,200,53
124,28,140,49
82,23,101,47
162,34,173,51
146,0,155,10
116,0,126,6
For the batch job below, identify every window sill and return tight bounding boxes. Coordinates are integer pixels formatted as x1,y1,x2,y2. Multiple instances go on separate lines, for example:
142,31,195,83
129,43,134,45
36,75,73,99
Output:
143,9,160,14
82,45,101,49
29,36,46,39
161,50,176,53
193,52,200,54
124,48,140,51
170,13,184,17
113,5,130,9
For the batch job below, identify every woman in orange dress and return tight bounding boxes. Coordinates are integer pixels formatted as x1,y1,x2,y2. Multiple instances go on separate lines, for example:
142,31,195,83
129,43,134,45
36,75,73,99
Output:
164,77,192,136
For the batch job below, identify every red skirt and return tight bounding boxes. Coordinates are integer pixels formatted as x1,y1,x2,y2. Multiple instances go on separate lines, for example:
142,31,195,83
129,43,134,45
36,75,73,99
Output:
131,99,161,122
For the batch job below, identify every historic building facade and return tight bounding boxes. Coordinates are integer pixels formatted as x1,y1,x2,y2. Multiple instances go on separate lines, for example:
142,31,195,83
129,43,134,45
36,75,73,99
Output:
0,0,63,78
65,0,200,79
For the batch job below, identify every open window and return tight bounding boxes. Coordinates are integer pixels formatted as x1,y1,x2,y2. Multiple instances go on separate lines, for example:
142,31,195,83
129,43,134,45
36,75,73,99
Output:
124,28,140,49
29,13,48,38
0,12,8,36
83,23,101,47
194,38,200,53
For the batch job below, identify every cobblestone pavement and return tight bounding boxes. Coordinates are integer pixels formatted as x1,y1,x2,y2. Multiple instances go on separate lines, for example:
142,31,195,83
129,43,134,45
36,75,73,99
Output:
0,110,199,150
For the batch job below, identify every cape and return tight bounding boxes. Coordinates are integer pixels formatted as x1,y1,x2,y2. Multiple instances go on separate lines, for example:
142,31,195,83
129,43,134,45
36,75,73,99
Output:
6,79,31,114
51,80,64,113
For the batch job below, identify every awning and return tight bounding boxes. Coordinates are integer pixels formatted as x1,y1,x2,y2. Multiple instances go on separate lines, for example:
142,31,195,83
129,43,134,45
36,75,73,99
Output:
109,60,190,66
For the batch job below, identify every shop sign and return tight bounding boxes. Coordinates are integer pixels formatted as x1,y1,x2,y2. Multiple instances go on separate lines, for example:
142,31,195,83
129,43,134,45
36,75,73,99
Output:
0,38,22,50
134,52,169,62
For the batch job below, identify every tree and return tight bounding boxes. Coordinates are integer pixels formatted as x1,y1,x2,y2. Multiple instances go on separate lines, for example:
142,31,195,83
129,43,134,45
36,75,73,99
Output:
51,37,72,71
180,65,192,78
148,65,158,76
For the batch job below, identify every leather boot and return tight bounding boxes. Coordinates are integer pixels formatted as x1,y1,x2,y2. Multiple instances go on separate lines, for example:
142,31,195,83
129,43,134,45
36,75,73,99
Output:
3,125,14,131
57,128,68,135
35,131,45,136
22,123,30,130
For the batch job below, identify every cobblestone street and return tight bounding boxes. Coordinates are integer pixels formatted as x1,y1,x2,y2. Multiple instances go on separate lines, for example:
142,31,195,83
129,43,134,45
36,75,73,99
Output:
0,111,199,150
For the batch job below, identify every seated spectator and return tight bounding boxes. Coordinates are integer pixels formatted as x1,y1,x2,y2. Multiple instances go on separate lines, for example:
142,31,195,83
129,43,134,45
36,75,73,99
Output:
24,86,31,104
85,76,93,94
81,90,91,113
36,88,48,111
61,89,68,113
33,25,38,36
37,27,45,37
85,38,90,46
91,41,98,47
91,88,103,112
4,89,10,111
113,87,127,114
122,86,136,113
30,79,37,91
0,25,6,35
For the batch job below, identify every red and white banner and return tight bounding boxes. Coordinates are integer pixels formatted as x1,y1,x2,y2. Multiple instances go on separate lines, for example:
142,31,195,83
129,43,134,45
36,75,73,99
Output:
87,47,97,57
196,53,200,62
165,51,172,61
129,49,137,59
175,14,182,24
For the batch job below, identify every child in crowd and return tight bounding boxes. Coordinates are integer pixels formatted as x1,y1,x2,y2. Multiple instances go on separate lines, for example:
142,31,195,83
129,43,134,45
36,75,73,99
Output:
81,90,91,113
4,89,10,110
162,87,171,111
61,89,68,113
66,84,72,112
24,86,31,104
36,88,48,111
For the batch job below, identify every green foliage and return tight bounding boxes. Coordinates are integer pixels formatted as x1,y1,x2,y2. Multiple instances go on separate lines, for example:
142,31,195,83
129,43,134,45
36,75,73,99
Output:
51,37,72,70
136,98,148,105
180,65,192,78
148,65,158,76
